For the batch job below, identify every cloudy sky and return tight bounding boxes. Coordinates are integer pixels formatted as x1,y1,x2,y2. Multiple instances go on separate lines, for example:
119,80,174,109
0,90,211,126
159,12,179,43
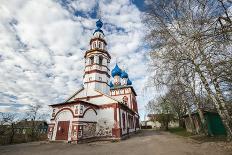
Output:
0,0,158,120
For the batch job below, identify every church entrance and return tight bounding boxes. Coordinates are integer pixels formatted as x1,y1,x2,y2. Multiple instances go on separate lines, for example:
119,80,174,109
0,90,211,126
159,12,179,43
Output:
56,121,70,140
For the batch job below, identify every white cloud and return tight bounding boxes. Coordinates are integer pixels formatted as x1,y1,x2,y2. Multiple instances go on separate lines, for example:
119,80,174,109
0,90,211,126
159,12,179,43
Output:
0,0,153,120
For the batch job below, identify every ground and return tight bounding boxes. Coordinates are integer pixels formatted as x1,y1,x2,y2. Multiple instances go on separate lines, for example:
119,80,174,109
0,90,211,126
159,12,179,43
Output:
0,130,231,155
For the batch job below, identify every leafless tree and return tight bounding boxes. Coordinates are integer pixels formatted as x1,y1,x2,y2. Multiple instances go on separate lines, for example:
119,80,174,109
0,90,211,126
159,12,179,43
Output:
25,104,48,140
0,112,17,144
144,0,232,140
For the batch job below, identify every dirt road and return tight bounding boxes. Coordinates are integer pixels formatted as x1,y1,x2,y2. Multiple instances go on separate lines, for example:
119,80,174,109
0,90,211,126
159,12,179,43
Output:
0,130,231,155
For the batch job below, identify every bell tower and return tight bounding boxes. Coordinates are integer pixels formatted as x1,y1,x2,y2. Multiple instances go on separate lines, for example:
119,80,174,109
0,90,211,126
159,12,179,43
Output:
83,19,111,94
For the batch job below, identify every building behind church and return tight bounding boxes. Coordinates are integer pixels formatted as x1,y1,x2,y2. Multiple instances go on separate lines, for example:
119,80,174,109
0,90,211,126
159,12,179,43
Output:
47,20,140,143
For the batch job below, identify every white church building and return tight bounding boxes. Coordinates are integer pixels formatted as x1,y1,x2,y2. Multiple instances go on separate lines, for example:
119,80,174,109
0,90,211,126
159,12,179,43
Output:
47,20,140,143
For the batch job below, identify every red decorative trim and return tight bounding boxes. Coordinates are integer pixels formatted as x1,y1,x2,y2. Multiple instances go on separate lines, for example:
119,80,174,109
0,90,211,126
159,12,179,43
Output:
110,86,137,96
90,38,107,45
114,106,117,123
98,103,117,109
72,121,97,123
74,95,103,100
50,100,99,109
52,108,74,120
85,49,111,59
84,69,110,78
83,107,98,116
84,80,110,86
110,93,132,96
85,64,110,71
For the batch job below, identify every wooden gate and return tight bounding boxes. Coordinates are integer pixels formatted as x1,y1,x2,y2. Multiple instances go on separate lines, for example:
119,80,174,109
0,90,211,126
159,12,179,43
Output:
56,121,70,140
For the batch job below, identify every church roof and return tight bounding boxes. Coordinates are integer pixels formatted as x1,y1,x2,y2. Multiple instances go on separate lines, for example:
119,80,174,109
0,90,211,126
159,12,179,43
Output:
93,19,104,35
111,63,122,77
64,87,84,103
121,70,128,78
49,99,99,108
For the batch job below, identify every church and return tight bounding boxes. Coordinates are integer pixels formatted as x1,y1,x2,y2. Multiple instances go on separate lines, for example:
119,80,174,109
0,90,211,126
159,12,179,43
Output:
47,20,140,143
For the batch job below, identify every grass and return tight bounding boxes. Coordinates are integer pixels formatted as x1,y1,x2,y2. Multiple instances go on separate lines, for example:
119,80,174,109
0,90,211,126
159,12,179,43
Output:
168,127,193,137
168,127,228,142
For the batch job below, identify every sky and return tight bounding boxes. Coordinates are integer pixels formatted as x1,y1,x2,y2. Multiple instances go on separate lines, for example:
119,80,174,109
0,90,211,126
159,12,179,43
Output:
0,0,158,121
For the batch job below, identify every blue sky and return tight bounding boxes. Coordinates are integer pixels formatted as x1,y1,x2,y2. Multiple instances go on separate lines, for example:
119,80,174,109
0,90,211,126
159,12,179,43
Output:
0,0,158,121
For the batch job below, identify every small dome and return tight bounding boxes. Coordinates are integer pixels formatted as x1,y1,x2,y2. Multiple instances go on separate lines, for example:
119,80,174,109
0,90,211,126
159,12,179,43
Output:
109,81,114,88
111,64,122,77
93,19,104,35
96,19,103,29
127,79,132,85
121,70,128,78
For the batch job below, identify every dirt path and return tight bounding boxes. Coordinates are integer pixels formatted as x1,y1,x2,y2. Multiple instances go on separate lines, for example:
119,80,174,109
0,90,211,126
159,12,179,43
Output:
0,130,231,155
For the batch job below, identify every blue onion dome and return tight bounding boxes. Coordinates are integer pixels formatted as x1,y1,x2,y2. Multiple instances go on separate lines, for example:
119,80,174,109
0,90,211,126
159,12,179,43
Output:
110,81,114,88
127,79,132,85
94,19,104,35
121,70,128,78
111,64,122,77
96,19,103,29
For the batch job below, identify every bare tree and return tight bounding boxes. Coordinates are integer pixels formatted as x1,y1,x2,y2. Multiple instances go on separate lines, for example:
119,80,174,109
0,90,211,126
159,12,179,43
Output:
144,0,232,140
25,104,47,140
0,112,17,144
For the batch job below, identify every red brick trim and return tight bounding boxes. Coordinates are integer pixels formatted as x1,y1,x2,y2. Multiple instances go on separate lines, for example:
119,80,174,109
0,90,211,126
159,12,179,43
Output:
50,100,99,109
85,49,111,59
74,95,103,100
83,107,97,116
84,80,110,86
72,121,97,123
90,38,107,45
114,106,117,123
84,69,110,78
110,93,132,96
85,64,110,71
52,108,75,120
98,103,117,109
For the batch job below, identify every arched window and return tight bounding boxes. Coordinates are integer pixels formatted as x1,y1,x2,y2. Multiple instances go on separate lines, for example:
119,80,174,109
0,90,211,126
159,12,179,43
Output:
123,96,128,105
99,56,103,65
122,113,125,130
90,56,94,65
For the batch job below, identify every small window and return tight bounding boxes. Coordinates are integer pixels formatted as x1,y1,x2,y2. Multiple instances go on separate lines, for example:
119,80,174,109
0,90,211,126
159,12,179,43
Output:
99,42,101,49
75,105,78,114
80,105,84,114
99,77,102,81
99,56,103,65
90,56,94,64
89,77,92,81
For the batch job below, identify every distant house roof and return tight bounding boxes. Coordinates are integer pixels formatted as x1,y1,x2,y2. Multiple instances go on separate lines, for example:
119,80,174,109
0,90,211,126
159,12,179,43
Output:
15,120,48,128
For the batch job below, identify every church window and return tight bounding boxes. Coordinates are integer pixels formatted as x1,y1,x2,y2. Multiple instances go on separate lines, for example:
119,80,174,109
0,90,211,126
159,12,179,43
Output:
99,56,103,65
80,105,84,114
90,56,94,64
122,113,125,130
123,96,128,105
75,105,79,114
99,42,101,48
